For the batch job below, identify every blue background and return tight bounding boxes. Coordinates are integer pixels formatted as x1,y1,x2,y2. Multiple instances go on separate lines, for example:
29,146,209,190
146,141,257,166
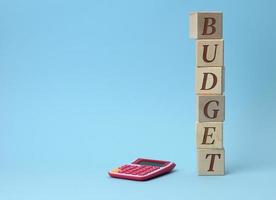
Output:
0,0,276,199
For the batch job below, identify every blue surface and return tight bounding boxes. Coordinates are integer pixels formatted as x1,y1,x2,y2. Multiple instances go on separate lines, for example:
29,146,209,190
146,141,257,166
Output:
0,0,276,199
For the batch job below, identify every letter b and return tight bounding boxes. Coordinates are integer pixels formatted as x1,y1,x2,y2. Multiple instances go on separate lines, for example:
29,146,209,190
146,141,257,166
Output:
202,17,216,36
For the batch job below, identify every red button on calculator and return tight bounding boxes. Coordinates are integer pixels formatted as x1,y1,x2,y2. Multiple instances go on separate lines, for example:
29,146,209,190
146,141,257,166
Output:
108,158,176,181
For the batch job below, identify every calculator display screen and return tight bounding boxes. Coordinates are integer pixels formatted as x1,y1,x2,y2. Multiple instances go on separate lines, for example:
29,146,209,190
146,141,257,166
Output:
138,161,165,167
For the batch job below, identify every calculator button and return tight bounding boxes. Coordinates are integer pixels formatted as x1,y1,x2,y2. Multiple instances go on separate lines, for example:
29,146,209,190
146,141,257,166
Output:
122,166,132,172
123,168,132,173
140,169,148,173
119,165,128,170
128,168,139,174
124,168,136,174
140,171,149,175
151,167,159,170
137,171,145,174
152,167,160,170
111,168,121,173
132,168,142,174
136,169,144,173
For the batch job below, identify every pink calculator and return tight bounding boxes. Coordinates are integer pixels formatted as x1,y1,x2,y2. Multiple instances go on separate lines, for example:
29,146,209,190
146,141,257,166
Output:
108,158,176,181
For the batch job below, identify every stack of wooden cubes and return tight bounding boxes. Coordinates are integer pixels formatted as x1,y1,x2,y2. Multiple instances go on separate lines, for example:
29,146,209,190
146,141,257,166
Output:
189,12,225,175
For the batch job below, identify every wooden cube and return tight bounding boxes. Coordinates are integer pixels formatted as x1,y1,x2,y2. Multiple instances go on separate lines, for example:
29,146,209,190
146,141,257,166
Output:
189,12,222,39
196,122,223,149
196,39,224,67
197,148,225,175
195,67,224,95
196,95,225,122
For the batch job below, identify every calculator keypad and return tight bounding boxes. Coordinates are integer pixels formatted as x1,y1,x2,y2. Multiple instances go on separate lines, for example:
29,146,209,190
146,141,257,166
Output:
117,165,160,176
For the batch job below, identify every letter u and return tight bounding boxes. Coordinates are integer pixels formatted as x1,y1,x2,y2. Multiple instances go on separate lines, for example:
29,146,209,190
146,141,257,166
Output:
202,44,218,63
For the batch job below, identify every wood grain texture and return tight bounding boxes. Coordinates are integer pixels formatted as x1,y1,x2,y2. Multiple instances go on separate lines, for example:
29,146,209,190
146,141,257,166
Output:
196,95,225,122
196,39,224,67
189,12,222,39
195,67,224,95
196,122,223,149
197,148,225,175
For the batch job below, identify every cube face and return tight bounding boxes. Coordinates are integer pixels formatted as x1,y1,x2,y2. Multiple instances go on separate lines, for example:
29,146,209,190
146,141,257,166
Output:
189,12,222,39
195,67,224,95
196,39,224,67
196,122,223,149
197,95,225,122
197,148,225,175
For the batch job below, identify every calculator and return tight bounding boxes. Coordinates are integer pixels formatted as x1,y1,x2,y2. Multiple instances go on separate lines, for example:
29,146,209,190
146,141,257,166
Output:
108,158,176,181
